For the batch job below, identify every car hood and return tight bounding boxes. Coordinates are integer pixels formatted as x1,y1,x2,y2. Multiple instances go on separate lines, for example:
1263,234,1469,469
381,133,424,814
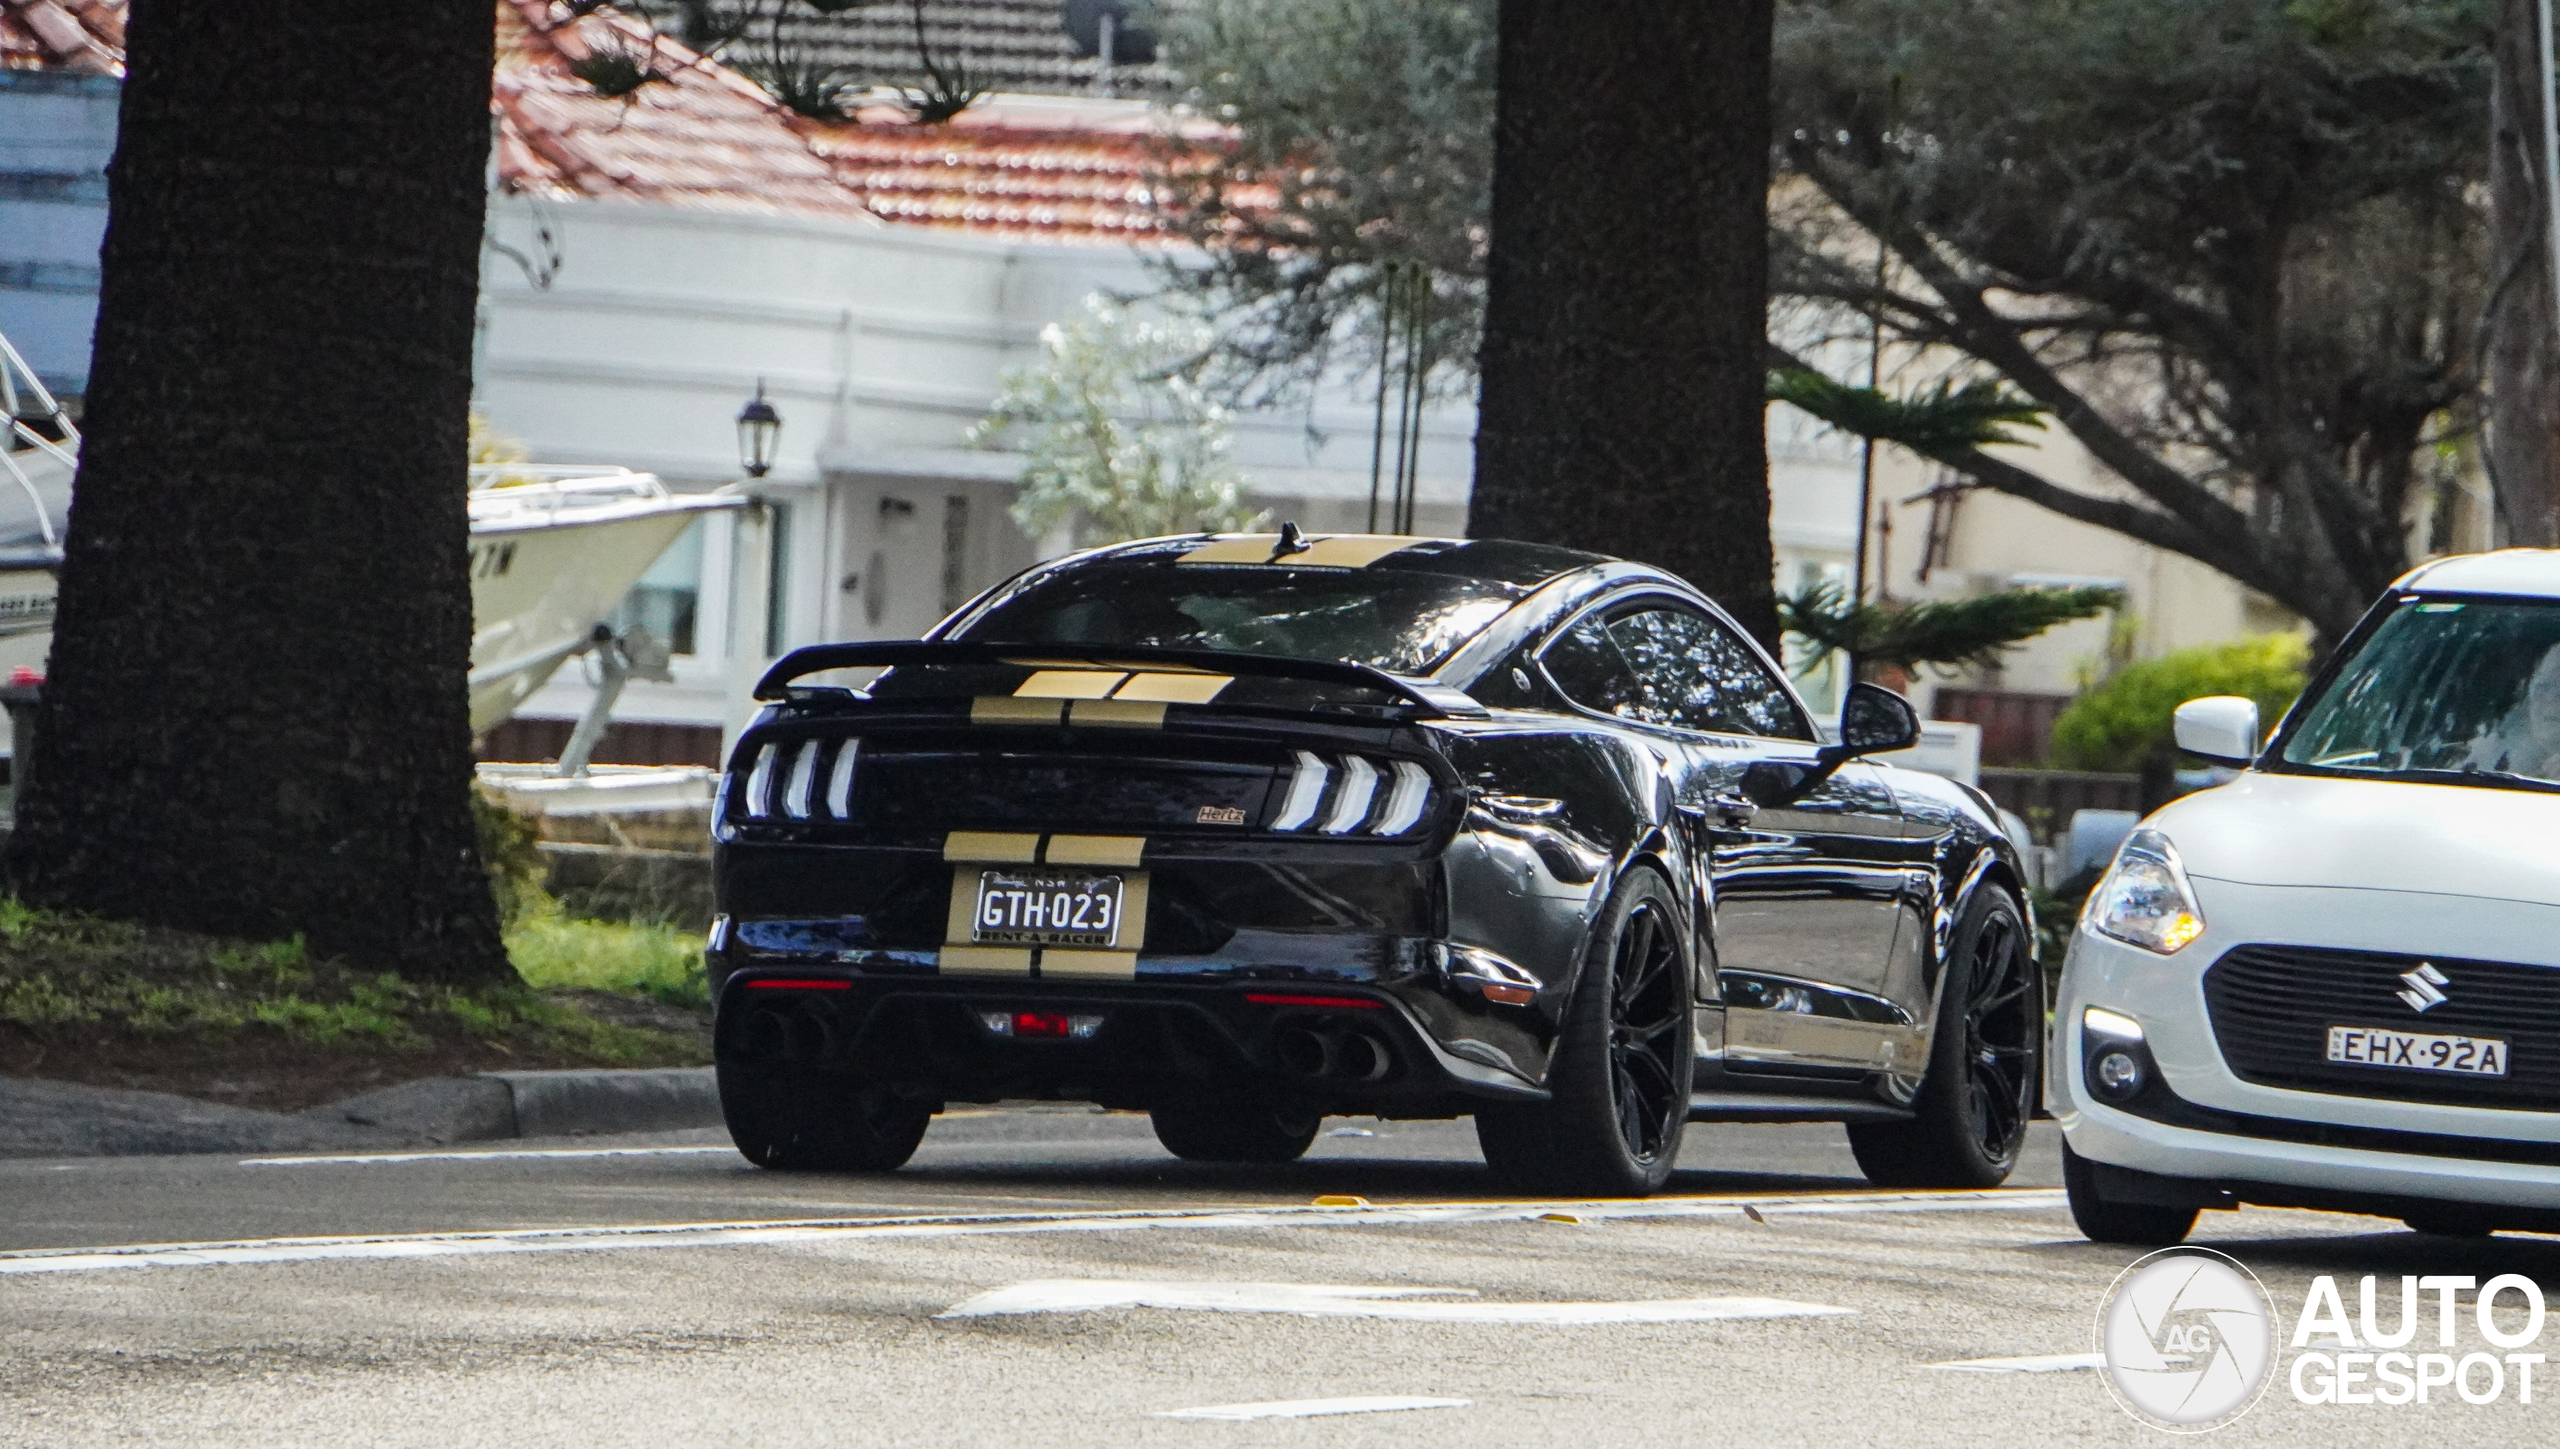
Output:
2151,770,2560,907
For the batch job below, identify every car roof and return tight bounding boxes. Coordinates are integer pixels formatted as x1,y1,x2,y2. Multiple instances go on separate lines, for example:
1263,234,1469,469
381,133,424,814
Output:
1079,532,1615,591
2394,548,2560,599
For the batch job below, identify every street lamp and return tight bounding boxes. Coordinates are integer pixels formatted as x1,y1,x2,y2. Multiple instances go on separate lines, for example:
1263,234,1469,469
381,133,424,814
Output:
736,380,781,479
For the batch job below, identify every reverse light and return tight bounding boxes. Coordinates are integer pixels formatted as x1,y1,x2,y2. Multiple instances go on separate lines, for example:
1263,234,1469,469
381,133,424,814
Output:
2088,828,2207,955
978,1010,1104,1040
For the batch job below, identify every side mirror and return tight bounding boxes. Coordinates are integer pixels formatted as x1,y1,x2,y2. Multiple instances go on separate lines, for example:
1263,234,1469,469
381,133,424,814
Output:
1832,681,1922,759
2172,695,2260,767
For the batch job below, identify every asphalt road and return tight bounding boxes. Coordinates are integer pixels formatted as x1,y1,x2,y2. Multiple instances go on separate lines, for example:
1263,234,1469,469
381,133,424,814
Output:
4,1111,2554,1447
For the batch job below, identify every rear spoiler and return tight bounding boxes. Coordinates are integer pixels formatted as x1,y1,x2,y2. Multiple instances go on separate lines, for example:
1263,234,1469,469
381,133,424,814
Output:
754,640,1487,718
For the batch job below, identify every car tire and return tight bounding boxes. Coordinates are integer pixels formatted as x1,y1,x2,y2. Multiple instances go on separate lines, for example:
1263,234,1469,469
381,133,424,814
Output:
1476,867,1693,1198
1847,884,2037,1190
2061,1141,2198,1246
718,1063,932,1172
1149,1098,1320,1163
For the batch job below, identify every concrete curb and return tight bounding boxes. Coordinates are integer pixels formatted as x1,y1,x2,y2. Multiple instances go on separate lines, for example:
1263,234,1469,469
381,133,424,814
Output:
1,1067,722,1159
479,1068,723,1139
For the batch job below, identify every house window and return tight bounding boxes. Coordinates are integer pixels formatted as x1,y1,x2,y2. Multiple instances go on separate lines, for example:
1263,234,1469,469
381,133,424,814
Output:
613,517,705,656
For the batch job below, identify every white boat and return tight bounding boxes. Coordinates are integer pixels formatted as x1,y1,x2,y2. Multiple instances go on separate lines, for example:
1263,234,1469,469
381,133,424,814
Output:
1,329,737,736
465,465,742,732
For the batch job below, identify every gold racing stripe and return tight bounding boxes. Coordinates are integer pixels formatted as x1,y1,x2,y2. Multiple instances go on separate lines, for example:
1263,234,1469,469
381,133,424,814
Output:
1294,534,1423,567
972,696,1065,726
1112,672,1231,704
1175,534,1426,568
1176,534,1289,564
1068,699,1166,729
943,831,1041,863
940,946,1035,978
1040,950,1137,981
1015,670,1125,699
1044,834,1146,867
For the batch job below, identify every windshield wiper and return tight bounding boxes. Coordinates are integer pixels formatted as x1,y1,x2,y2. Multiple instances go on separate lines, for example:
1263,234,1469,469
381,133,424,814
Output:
2455,765,2560,794
2279,761,2560,794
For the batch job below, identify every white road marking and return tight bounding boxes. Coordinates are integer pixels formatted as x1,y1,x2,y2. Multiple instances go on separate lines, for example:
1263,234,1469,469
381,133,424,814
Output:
1928,1352,2108,1374
1157,1395,1469,1421
0,1188,2066,1277
238,1146,739,1168
941,1279,1852,1324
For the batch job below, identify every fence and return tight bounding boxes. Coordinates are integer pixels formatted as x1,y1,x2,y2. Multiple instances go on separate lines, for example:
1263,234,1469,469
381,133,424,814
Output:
1931,688,2074,767
1977,768,2143,843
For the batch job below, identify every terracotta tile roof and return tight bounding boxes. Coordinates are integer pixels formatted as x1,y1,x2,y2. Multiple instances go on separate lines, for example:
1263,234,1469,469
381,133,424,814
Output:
3,1,1242,248
805,94,1231,245
0,0,123,75
493,0,880,221
755,0,1180,102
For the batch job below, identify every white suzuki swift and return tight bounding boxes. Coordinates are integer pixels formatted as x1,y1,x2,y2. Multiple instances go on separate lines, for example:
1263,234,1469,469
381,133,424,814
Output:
2055,549,2560,1245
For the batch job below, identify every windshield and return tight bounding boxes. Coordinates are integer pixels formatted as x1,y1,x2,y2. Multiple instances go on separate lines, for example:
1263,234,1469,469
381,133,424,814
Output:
2280,597,2560,787
955,562,1520,674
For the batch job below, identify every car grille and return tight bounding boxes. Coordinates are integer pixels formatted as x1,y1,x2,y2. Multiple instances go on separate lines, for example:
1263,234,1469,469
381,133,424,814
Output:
2202,944,2560,1112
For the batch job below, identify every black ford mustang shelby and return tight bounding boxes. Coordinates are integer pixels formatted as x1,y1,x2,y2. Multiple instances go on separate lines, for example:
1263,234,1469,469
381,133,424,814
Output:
709,530,2040,1196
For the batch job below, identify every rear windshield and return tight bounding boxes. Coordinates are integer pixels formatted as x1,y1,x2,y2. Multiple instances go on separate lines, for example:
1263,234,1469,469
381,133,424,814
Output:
955,562,1522,674
2280,597,2560,788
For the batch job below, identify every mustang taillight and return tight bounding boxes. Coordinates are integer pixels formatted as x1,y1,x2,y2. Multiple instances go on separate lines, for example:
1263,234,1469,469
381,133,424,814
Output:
1271,752,1435,837
735,737,858,821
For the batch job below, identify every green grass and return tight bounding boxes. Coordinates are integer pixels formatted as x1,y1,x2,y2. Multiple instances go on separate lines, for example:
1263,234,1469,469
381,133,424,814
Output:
0,896,704,1068
505,912,708,1009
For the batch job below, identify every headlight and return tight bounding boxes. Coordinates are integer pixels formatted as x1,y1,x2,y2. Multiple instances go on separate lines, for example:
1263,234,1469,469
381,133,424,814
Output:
2086,828,2206,954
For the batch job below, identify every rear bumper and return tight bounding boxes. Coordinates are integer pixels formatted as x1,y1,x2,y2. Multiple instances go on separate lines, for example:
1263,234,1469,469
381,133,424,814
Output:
710,962,1549,1116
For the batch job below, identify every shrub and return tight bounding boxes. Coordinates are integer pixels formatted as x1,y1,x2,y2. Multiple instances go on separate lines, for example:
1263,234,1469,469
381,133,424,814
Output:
2051,634,2311,773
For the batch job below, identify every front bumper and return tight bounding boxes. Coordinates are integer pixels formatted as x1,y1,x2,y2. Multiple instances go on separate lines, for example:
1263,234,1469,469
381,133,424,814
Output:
2052,879,2560,1215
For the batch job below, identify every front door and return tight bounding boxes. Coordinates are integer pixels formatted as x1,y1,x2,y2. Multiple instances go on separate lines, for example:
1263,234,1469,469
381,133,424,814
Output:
1536,599,1908,1075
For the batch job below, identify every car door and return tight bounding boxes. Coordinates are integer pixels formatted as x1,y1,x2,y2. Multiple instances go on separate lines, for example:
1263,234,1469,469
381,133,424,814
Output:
1537,599,1910,1074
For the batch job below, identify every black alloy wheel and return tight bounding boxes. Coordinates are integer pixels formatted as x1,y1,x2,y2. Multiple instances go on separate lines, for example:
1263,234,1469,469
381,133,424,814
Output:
1477,868,1693,1197
1149,1098,1321,1163
719,1063,933,1172
1848,886,2038,1189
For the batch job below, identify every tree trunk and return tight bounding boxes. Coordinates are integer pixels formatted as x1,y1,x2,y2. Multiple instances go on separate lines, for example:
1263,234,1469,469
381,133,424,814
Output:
1468,0,1781,648
2491,0,2560,548
3,0,510,985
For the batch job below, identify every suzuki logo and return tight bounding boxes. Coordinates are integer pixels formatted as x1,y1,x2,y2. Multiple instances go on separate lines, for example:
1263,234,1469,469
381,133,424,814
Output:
2396,963,2450,1013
